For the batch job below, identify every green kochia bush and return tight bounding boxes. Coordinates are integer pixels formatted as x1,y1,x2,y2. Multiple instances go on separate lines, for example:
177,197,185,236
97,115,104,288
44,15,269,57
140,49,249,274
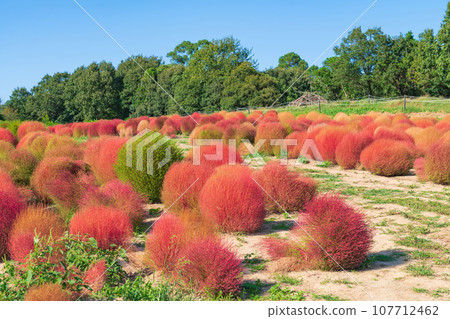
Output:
114,131,183,202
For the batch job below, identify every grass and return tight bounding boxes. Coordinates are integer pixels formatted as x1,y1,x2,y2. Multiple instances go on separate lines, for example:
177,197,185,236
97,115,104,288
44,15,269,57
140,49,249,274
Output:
311,293,346,301
262,97,450,117
274,273,303,285
360,251,407,269
262,284,306,301
406,264,435,277
396,236,442,250
243,253,267,273
332,279,358,288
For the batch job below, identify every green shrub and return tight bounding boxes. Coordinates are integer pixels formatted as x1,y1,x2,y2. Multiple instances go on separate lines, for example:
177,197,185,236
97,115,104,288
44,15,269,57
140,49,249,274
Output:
114,131,183,202
7,120,22,137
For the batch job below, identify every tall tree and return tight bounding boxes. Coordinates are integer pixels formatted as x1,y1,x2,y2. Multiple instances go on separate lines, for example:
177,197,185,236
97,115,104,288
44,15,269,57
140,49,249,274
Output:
436,2,450,96
278,52,308,69
166,40,210,65
63,62,122,122
5,87,31,120
117,55,163,114
25,72,70,122
334,27,388,97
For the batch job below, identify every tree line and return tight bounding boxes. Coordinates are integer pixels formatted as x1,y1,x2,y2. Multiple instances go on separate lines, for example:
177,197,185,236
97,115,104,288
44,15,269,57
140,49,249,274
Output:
2,3,449,123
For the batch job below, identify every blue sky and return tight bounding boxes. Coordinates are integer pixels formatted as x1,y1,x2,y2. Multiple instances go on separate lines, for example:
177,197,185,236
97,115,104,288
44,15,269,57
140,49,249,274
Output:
1,0,448,102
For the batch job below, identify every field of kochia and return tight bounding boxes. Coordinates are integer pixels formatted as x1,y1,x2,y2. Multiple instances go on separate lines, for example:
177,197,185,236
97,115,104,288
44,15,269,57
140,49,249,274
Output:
0,108,449,301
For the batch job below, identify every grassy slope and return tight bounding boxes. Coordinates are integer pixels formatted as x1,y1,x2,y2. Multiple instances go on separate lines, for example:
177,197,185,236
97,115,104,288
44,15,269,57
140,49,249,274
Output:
256,97,450,117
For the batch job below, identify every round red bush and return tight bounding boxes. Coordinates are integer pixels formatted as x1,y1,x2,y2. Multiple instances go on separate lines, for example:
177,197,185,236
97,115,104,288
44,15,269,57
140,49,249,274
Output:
360,139,414,176
186,142,243,168
255,122,286,155
145,213,186,271
294,193,373,270
336,132,373,169
180,117,197,134
314,126,348,164
70,206,133,250
0,128,17,145
161,162,214,213
17,121,47,140
80,179,146,226
253,161,316,213
199,165,265,232
414,157,427,182
0,189,25,257
95,137,127,184
373,127,414,144
31,157,88,211
178,237,243,296
8,205,66,262
424,140,450,184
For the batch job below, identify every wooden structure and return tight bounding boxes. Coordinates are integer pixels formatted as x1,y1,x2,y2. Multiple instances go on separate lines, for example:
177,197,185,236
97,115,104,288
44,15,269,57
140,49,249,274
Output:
288,92,327,106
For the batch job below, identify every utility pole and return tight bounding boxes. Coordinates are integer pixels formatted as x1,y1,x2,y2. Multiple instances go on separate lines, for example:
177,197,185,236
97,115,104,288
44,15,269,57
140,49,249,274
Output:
403,95,406,112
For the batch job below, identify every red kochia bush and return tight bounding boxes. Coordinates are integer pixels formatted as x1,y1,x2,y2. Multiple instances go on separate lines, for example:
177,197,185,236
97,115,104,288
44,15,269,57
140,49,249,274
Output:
294,194,373,270
373,127,414,144
0,173,26,257
424,140,450,184
161,162,214,213
255,122,286,156
360,139,414,176
83,260,107,293
97,120,118,136
145,213,186,271
17,121,47,140
24,283,73,301
179,237,243,296
31,157,88,211
0,128,17,145
186,142,243,168
414,157,427,182
180,117,197,134
80,179,146,226
70,206,133,250
253,161,316,213
199,165,265,233
336,132,373,169
8,205,66,262
314,126,348,163
96,137,127,184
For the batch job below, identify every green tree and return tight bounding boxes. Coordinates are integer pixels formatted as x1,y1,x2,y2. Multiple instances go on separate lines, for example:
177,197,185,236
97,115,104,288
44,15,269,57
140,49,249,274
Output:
278,52,308,69
221,62,279,109
410,29,441,96
63,62,122,122
174,36,256,112
133,64,185,116
334,27,389,97
436,2,450,96
5,87,31,120
117,55,163,114
167,40,210,65
25,72,70,122
377,32,419,96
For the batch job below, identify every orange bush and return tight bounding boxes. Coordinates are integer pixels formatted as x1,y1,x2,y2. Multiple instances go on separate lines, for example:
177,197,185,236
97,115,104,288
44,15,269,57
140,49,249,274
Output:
17,121,47,140
8,205,66,262
336,132,373,169
424,140,450,184
255,122,287,155
314,126,348,163
24,283,73,301
161,162,214,213
414,157,427,182
360,139,414,176
253,161,316,213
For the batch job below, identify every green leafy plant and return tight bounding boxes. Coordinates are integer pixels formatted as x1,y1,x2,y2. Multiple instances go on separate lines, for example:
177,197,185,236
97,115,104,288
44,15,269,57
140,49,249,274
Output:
0,233,127,301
